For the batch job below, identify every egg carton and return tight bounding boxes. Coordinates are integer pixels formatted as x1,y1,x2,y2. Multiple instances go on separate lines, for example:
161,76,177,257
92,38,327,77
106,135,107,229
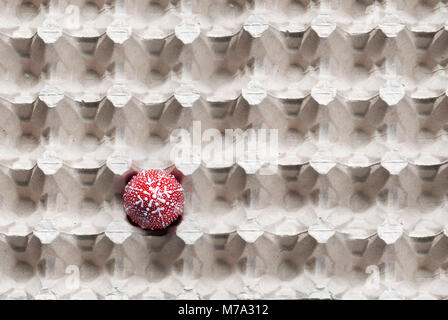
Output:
2,228,448,300
2,1,448,166
1,0,448,300
0,159,447,237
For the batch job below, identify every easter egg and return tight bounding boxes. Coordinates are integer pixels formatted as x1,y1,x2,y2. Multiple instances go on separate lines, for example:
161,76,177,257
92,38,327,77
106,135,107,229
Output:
123,169,184,230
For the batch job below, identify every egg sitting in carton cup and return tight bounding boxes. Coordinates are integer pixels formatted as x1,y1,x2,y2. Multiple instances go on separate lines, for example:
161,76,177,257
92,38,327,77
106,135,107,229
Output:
122,165,185,236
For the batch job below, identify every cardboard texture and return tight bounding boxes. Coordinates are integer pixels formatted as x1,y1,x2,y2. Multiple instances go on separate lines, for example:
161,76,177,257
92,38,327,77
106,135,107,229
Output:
0,0,448,299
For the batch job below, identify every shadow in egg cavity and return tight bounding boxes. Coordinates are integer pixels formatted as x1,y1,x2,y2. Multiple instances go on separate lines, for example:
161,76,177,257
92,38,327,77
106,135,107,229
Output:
123,169,139,186
164,164,184,184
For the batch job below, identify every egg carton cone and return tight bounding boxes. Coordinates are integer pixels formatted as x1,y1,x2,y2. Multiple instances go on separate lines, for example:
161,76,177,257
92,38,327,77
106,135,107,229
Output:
1,0,448,300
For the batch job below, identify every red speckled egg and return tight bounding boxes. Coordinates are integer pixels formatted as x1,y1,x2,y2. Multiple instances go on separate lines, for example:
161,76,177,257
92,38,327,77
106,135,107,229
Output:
123,169,184,230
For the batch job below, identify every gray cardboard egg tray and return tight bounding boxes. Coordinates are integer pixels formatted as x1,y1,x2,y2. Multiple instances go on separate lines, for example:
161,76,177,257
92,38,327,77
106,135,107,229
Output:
1,0,448,299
